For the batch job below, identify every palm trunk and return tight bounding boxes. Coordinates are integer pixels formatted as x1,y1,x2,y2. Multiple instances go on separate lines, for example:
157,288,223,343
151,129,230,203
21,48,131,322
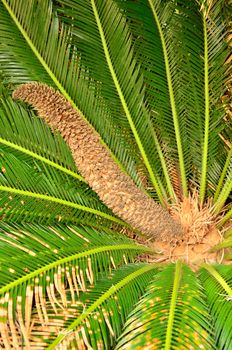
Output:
13,83,182,241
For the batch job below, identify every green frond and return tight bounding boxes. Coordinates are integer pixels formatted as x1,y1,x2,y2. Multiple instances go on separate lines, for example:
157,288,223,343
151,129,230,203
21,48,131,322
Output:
90,0,174,203
214,147,232,200
217,204,232,227
0,223,150,294
199,0,230,200
116,0,193,195
0,222,154,349
212,150,232,214
116,262,216,349
116,0,231,199
200,264,232,350
55,1,146,188
147,0,187,196
48,263,158,349
0,224,154,347
221,229,232,259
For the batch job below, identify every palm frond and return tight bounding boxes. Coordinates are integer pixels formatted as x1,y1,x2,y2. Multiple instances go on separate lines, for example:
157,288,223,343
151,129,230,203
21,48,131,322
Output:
147,0,188,196
212,150,232,214
218,204,232,228
200,264,232,350
199,0,231,200
0,223,155,348
214,147,232,201
116,0,231,199
116,0,192,196
116,261,216,349
47,263,158,349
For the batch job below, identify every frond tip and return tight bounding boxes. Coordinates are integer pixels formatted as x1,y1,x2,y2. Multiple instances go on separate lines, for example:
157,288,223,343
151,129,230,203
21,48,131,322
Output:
13,83,182,241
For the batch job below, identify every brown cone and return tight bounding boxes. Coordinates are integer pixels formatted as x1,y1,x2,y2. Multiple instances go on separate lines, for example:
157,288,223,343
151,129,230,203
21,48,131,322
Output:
13,83,182,241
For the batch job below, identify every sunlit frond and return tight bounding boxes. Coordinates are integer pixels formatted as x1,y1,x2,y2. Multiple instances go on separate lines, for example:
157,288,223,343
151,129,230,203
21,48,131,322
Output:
116,262,216,349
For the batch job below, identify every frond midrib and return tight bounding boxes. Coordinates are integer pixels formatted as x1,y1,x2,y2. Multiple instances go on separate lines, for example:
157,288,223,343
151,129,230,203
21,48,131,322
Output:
200,11,210,201
0,244,153,295
213,148,232,203
147,0,187,196
201,264,232,296
0,185,126,226
0,137,85,182
164,260,182,350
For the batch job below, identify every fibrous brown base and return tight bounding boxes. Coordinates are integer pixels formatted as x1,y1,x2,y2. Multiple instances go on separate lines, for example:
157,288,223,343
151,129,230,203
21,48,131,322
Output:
136,193,227,268
152,227,222,267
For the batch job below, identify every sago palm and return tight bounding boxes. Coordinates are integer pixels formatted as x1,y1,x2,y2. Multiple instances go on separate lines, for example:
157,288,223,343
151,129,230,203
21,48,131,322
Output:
0,0,231,349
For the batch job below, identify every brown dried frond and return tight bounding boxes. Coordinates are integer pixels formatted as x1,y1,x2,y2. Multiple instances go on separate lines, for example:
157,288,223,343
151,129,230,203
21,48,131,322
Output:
1,296,84,350
0,257,96,349
13,83,182,241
